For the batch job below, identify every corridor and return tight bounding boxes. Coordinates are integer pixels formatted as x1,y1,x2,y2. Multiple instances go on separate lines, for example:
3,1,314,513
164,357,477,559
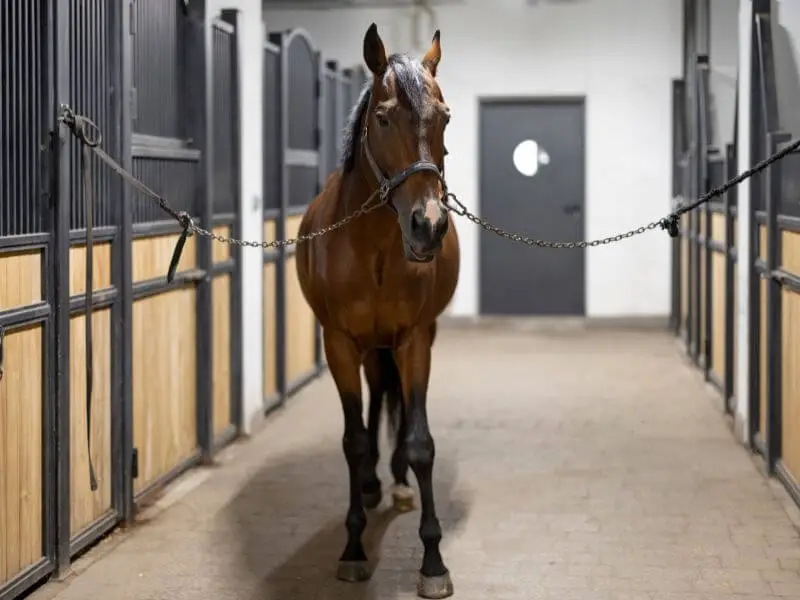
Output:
33,325,800,600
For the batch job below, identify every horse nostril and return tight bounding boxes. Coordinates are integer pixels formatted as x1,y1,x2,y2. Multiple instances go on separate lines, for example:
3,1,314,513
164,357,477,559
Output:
411,208,427,236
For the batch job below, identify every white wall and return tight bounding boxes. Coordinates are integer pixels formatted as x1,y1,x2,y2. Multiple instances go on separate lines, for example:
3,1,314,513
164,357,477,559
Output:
264,0,683,318
208,0,264,433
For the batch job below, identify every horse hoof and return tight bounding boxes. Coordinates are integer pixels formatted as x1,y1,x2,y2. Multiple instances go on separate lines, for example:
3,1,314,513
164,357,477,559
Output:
362,488,383,510
336,561,371,582
391,484,415,513
417,572,454,599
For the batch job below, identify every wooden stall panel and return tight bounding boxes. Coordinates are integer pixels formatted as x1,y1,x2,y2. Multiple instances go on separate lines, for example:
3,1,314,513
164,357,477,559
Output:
132,234,197,283
263,261,277,397
711,252,726,382
69,310,113,535
211,226,231,264
69,244,113,296
264,220,276,246
710,213,726,245
286,215,302,239
132,288,198,494
783,231,800,274
783,232,800,479
759,278,767,440
782,290,800,479
0,251,42,312
285,254,316,384
759,224,767,262
0,325,44,585
212,275,232,437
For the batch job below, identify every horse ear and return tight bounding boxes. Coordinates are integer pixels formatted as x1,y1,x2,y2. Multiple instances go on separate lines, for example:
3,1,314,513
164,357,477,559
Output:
363,23,388,77
422,30,441,77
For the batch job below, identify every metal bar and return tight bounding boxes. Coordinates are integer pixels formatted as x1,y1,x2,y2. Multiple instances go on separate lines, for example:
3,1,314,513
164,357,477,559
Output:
284,149,319,167
275,31,288,405
53,0,73,576
286,365,324,398
776,461,800,510
0,303,51,330
118,0,135,525
103,0,126,541
0,233,50,250
765,131,790,472
41,0,59,577
221,7,242,434
0,559,55,600
68,289,119,313
777,215,800,232
723,143,736,414
132,271,207,300
131,144,201,161
132,450,202,508
181,2,214,462
69,226,117,243
68,509,119,556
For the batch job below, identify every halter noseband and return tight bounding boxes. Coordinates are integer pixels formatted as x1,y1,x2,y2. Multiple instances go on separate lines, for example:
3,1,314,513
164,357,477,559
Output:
360,120,448,211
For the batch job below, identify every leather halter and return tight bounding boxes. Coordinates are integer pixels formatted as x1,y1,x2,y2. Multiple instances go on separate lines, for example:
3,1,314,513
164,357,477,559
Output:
360,120,448,211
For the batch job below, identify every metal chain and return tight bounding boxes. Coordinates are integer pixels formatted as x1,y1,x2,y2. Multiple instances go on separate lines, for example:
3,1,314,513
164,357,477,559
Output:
191,189,388,248
443,193,664,249
56,105,800,254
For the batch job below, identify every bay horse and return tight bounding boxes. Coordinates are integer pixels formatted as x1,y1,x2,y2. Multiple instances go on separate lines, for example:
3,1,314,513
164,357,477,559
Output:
295,23,459,599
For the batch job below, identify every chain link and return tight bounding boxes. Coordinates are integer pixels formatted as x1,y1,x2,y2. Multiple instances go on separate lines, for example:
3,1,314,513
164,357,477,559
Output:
190,189,388,248
442,193,665,249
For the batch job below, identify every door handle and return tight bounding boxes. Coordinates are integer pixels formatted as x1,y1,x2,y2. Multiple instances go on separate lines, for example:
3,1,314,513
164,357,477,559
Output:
563,204,582,216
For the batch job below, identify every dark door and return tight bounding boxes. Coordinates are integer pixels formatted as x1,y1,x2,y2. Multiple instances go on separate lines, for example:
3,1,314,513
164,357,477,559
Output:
478,98,586,316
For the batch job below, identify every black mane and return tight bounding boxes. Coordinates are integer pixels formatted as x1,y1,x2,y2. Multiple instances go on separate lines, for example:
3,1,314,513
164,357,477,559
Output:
340,53,427,173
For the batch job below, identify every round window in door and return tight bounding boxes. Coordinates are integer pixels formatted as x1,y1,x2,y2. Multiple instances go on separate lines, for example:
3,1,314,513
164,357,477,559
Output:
512,139,550,177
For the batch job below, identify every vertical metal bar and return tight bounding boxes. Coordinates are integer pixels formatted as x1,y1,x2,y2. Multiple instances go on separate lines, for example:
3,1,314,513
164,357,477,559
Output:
765,131,788,473
275,32,287,405
53,0,72,575
221,8,242,431
119,0,135,524
42,0,58,568
747,8,761,449
107,0,126,523
314,49,324,369
723,143,736,414
185,2,213,460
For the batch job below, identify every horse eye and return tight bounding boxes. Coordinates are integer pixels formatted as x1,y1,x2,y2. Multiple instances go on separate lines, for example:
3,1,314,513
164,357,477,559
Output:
376,112,389,128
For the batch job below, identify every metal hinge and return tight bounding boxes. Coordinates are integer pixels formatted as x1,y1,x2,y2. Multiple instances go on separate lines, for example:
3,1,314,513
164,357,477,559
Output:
131,448,139,479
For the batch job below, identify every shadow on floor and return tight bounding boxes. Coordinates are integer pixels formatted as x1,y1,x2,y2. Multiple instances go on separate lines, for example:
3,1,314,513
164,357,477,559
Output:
223,441,472,600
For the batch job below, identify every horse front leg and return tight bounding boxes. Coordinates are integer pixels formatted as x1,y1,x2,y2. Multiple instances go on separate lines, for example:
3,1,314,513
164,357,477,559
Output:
394,327,453,599
324,328,371,582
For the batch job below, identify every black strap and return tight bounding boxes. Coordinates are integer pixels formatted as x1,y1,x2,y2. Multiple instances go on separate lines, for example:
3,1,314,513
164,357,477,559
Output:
81,143,98,492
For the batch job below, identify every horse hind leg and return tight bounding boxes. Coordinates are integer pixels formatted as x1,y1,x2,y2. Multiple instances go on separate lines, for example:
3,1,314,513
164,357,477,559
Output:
379,349,416,513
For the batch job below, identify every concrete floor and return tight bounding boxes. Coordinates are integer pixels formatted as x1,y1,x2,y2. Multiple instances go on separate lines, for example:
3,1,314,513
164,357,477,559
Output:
34,326,800,600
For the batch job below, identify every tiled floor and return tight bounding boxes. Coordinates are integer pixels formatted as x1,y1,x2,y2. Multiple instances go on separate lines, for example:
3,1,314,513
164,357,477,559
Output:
34,325,800,599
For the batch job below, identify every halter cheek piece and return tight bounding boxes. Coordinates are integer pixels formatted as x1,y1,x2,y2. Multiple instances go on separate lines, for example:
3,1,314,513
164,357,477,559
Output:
360,121,449,213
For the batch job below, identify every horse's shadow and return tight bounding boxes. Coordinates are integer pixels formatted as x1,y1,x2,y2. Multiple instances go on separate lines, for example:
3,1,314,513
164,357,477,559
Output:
222,441,472,600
